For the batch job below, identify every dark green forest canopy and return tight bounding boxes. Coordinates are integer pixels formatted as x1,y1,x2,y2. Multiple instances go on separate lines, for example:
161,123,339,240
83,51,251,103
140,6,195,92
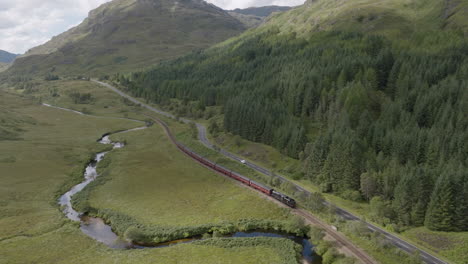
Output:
119,29,468,232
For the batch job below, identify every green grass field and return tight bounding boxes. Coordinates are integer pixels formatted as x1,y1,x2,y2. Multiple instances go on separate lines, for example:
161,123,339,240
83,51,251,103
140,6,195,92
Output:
88,124,291,227
1,224,290,264
25,79,145,119
0,90,139,240
0,81,303,263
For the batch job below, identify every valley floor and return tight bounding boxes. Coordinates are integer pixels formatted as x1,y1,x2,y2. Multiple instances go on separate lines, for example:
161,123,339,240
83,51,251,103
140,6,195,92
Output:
0,82,300,264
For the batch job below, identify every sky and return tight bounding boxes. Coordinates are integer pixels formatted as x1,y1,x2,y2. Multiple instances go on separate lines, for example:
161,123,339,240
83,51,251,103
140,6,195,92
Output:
0,0,305,54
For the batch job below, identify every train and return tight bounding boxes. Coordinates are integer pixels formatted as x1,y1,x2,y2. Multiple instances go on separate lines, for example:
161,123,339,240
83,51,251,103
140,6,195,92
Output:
175,142,297,208
147,115,297,209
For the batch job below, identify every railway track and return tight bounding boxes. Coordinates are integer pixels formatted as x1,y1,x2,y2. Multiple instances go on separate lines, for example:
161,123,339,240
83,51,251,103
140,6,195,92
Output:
94,80,449,264
295,209,376,264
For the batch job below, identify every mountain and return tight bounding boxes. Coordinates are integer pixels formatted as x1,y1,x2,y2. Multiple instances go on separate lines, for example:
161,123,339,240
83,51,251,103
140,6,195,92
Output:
254,0,468,37
6,0,245,77
228,6,291,28
121,0,468,238
0,50,18,63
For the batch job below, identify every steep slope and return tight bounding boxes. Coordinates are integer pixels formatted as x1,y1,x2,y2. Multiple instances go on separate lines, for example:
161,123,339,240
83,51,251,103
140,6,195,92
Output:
6,0,245,77
228,6,292,28
252,0,468,38
0,63,9,73
121,0,468,245
0,50,18,63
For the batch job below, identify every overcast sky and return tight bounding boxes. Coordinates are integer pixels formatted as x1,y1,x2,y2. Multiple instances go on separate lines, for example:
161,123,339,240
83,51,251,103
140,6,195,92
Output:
0,0,305,54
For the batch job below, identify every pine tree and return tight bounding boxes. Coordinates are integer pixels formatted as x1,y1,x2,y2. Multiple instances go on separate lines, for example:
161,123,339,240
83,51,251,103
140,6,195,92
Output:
360,171,379,201
393,173,414,226
425,174,457,231
454,181,468,231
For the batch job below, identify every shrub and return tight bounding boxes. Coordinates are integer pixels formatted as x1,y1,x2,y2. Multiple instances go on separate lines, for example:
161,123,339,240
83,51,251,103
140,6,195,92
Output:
345,220,371,237
341,190,362,202
45,73,59,81
69,91,94,104
308,226,325,244
314,241,332,255
307,192,326,213
322,247,339,264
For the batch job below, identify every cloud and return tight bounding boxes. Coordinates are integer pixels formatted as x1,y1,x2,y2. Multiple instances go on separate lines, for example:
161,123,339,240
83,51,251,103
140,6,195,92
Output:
0,0,305,54
0,0,111,54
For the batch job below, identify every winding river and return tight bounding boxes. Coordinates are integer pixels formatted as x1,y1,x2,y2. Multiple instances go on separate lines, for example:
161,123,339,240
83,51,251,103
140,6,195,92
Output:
58,128,321,263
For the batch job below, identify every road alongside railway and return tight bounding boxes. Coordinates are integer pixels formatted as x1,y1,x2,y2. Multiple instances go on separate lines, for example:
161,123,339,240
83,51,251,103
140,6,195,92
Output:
94,80,449,264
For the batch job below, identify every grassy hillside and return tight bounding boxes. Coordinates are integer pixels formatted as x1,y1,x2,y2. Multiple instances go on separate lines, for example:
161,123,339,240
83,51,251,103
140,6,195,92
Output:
5,0,245,77
255,0,466,37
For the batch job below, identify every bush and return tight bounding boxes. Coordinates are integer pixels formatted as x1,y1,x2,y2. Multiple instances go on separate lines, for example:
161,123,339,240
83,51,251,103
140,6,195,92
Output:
69,91,94,104
208,119,220,136
287,215,308,235
307,192,326,213
308,226,325,243
189,122,197,139
314,241,332,255
124,226,146,242
371,232,393,249
321,182,333,193
280,180,296,195
269,176,282,187
322,247,339,264
345,220,371,237
45,73,59,81
81,206,311,246
341,190,362,202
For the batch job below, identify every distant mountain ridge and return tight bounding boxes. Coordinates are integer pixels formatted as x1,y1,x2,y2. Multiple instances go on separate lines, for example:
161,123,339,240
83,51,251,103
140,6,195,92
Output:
228,6,292,28
0,50,18,63
6,0,245,77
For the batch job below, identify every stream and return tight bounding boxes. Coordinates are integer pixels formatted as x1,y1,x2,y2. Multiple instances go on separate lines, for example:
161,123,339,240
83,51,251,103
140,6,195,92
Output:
58,129,321,263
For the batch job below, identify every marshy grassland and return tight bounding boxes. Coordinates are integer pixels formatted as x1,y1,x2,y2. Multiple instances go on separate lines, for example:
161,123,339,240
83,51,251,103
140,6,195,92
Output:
87,125,290,227
0,81,302,264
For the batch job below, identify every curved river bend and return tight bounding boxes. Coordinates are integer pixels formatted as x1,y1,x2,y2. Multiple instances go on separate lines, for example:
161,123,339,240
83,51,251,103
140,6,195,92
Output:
58,128,321,263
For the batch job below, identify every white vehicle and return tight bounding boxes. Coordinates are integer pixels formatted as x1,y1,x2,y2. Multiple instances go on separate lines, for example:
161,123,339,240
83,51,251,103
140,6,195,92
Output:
241,160,246,164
